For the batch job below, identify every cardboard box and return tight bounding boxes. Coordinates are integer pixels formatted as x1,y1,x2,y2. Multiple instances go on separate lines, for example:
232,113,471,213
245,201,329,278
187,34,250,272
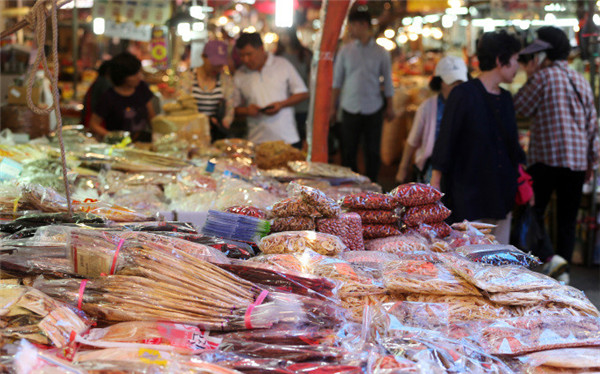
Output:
7,85,42,106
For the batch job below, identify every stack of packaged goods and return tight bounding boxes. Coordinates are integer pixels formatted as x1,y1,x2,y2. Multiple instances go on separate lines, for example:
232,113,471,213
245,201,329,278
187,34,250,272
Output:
340,192,401,240
391,183,452,239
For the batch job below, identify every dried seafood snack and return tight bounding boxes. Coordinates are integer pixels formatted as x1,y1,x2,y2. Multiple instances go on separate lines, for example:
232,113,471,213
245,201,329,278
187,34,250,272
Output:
271,196,319,218
512,302,597,318
404,294,512,322
362,224,402,239
225,206,267,219
456,244,541,268
391,183,443,206
259,231,346,256
383,259,480,296
341,250,399,264
255,141,305,170
402,201,451,226
413,222,453,238
520,347,600,369
316,212,364,251
364,235,429,253
351,209,397,224
312,259,386,298
444,254,559,293
293,184,341,218
248,254,307,273
340,192,398,210
270,216,315,232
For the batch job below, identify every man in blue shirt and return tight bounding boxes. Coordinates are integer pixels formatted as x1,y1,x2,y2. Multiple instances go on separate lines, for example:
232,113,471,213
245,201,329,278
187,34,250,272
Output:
330,9,395,183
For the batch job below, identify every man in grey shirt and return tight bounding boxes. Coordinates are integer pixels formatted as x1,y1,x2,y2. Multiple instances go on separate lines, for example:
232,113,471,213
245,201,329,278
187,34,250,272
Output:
330,8,395,183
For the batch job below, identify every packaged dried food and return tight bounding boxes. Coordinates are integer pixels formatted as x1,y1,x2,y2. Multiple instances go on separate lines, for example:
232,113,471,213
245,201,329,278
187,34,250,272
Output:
391,182,444,206
340,192,398,210
290,183,341,218
443,253,559,293
287,161,369,182
404,294,512,322
413,222,453,239
402,201,451,226
362,224,402,239
364,234,429,253
519,347,600,369
316,212,364,251
270,216,315,232
255,140,305,169
202,210,270,243
456,244,541,268
271,196,320,218
351,209,397,224
225,205,267,219
383,257,480,296
259,231,346,256
340,250,399,264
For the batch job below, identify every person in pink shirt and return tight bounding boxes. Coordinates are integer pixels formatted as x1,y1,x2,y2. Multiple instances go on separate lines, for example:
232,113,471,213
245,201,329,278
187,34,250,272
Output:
396,56,468,183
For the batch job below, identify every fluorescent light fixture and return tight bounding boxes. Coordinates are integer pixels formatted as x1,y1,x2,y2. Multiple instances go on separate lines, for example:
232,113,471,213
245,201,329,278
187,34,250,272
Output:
93,17,105,35
190,6,205,20
441,14,454,28
177,22,191,36
432,28,443,39
408,33,418,41
376,37,396,51
397,34,408,44
402,17,412,26
423,15,441,24
275,0,293,28
544,13,557,23
446,7,468,15
384,29,395,38
192,22,204,32
594,14,600,25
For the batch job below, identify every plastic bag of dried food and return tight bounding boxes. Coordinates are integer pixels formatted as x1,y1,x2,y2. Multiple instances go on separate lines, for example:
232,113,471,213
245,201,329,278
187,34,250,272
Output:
442,253,559,293
352,209,397,224
455,244,541,268
362,224,402,239
225,205,267,219
472,316,600,355
270,216,315,232
271,196,320,218
311,258,386,298
411,222,453,239
518,347,600,369
402,201,451,226
383,257,481,296
341,250,399,264
259,231,346,256
404,294,512,322
316,212,364,251
364,234,429,253
391,183,443,207
289,183,341,218
340,192,398,210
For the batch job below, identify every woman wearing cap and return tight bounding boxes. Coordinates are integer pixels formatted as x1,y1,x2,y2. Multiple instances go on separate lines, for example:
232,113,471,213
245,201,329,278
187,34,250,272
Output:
396,56,468,184
430,30,526,244
187,40,235,141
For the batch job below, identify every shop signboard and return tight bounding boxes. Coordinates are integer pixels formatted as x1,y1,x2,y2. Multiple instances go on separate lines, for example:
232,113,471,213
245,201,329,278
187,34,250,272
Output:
92,0,171,25
103,20,153,42
150,27,169,70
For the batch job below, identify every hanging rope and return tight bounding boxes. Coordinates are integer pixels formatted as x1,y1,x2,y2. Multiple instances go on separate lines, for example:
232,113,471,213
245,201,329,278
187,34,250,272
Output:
24,0,73,215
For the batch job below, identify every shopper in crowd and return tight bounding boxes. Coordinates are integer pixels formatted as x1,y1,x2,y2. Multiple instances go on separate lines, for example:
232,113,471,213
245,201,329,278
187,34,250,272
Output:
188,40,235,141
330,8,395,183
89,52,155,142
396,56,468,184
514,27,600,284
430,30,525,244
81,60,112,129
276,28,313,147
233,32,309,146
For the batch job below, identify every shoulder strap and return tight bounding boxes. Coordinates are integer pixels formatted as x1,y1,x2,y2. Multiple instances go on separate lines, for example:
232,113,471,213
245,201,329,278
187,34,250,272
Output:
475,80,518,166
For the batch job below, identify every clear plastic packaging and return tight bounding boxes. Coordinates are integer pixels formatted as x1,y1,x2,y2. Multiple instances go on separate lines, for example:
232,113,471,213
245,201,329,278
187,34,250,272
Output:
403,294,512,322
364,235,429,253
287,161,369,182
402,202,451,226
311,258,386,298
270,216,315,232
390,183,443,207
341,251,400,264
290,183,341,218
412,222,453,239
215,178,280,211
316,212,364,251
362,224,402,239
352,209,397,224
225,205,267,219
442,253,559,293
383,254,481,296
271,196,320,218
472,316,600,355
340,192,398,210
259,231,346,256
518,347,600,369
455,244,541,268
202,210,270,243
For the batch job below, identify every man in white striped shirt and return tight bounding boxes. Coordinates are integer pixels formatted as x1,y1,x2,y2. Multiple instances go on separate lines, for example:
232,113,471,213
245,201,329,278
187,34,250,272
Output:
233,32,309,146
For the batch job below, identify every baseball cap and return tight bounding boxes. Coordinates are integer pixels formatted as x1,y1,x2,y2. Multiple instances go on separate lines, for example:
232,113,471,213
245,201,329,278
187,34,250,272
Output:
519,39,553,55
434,56,468,85
203,40,228,66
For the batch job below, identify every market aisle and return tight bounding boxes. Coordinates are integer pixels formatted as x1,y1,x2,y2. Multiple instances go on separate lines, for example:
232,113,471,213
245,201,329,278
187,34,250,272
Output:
572,265,600,309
